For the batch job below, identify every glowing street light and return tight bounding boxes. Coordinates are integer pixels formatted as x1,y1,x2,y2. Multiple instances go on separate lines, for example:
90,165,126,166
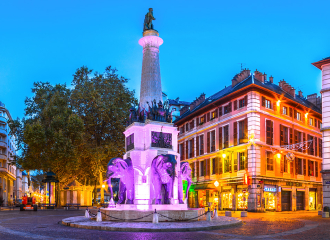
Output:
222,153,226,158
276,153,281,158
214,180,220,188
102,184,105,188
277,100,281,107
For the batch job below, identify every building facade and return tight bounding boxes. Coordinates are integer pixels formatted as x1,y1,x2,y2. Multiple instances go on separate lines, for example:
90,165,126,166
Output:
175,69,323,212
0,101,17,205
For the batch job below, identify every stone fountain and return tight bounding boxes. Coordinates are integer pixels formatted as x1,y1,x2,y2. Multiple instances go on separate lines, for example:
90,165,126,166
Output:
100,8,203,221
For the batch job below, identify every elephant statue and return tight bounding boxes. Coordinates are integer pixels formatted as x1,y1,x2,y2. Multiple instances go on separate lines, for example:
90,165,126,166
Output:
178,162,192,204
150,154,177,204
106,157,134,204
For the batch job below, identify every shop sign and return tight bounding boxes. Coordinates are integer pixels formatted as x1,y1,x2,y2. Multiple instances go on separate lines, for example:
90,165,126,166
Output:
286,182,302,187
325,181,330,185
264,186,277,192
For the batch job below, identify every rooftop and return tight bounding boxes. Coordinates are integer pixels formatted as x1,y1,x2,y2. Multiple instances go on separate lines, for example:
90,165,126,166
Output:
174,71,321,124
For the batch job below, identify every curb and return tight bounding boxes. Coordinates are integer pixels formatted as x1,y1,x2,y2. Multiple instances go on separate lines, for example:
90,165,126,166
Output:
61,218,242,232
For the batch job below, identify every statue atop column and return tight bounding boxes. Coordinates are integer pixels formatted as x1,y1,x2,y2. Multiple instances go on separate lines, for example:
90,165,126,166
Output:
143,8,156,31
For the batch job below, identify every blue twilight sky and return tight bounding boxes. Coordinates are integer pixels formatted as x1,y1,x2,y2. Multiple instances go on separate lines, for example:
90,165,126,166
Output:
0,0,329,120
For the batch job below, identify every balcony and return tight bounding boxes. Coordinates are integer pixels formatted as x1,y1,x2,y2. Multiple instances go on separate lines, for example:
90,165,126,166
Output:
0,128,6,135
0,116,6,122
0,140,7,148
0,153,7,160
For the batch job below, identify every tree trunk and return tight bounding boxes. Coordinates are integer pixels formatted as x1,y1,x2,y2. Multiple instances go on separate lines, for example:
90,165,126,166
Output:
99,171,104,204
93,178,97,206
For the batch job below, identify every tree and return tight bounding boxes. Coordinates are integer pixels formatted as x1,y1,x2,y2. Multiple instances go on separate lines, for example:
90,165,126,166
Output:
70,66,137,203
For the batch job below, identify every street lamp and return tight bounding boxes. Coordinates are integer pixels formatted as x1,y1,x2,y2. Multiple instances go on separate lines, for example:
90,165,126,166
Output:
42,171,59,209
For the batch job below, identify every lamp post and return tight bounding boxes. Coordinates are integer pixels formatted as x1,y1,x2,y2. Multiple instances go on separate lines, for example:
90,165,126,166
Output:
42,171,59,209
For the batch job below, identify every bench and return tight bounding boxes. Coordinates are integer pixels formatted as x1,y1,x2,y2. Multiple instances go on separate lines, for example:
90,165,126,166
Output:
41,203,56,209
65,203,80,210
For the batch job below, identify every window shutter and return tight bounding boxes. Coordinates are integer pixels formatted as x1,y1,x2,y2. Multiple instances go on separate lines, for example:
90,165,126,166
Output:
245,150,248,170
204,114,206,123
203,160,207,177
303,133,306,154
289,128,293,144
219,127,223,150
244,118,248,139
316,161,319,177
229,157,232,173
182,125,185,133
315,138,318,156
262,96,265,107
295,158,298,175
244,95,248,106
207,132,210,153
196,117,199,126
206,113,209,122
289,108,293,117
294,109,297,119
294,130,298,144
307,134,310,154
319,138,322,158
280,157,284,173
228,102,232,112
234,100,237,111
314,119,317,127
182,143,185,160
192,139,195,158
196,137,200,157
280,124,284,146
290,161,294,175
318,120,321,129
215,110,218,118
186,141,189,159
219,107,222,116
270,121,273,145
234,153,237,172
234,122,238,146
197,161,200,181
219,158,223,174
304,159,307,175
206,158,210,177
215,157,219,175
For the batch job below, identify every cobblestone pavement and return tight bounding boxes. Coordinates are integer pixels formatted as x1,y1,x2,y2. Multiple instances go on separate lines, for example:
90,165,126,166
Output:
0,209,329,239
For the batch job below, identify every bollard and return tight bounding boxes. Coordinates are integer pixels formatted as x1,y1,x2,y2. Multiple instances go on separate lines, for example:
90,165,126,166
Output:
322,212,329,218
206,210,212,221
85,207,90,218
96,209,102,222
213,209,218,219
241,211,248,217
153,209,159,224
225,211,232,217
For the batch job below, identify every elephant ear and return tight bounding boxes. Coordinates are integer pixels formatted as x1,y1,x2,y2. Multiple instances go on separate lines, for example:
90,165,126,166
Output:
113,159,128,170
181,162,189,175
155,155,165,170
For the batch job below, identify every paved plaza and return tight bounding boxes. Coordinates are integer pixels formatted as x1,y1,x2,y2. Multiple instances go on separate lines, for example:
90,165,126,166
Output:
0,209,329,239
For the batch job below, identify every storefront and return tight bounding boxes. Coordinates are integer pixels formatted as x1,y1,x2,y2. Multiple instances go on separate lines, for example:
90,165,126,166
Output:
281,190,291,211
296,190,305,210
264,185,276,211
309,189,317,210
237,188,248,210
222,191,233,210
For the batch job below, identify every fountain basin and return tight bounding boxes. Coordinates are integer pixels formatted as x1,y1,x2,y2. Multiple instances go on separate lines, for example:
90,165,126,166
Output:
100,207,204,222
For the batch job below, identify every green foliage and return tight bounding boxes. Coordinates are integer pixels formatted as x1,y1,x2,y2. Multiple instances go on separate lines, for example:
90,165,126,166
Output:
8,66,137,186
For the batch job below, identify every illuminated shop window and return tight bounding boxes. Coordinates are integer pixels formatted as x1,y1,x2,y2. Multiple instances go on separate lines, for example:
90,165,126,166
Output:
237,191,248,209
222,192,232,209
265,192,276,210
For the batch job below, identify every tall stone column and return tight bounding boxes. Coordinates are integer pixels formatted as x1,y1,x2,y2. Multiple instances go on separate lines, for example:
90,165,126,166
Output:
313,57,330,209
138,30,163,110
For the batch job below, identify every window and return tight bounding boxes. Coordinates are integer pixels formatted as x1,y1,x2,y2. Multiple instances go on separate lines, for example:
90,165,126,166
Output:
309,118,313,126
308,160,315,176
239,98,245,108
282,106,287,115
211,111,216,120
262,96,272,109
266,120,273,145
224,105,229,114
296,158,303,175
200,116,205,124
211,158,216,175
189,139,194,158
280,125,289,146
211,130,216,152
239,119,248,144
224,156,231,173
199,160,205,177
283,155,288,172
180,127,184,134
239,152,246,170
296,112,301,121
308,135,314,155
199,135,204,155
186,123,189,131
223,125,229,148
189,120,194,130
266,151,274,171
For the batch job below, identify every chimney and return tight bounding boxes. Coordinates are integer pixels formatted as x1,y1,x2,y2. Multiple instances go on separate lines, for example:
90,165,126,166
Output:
269,76,273,83
263,73,267,82
298,90,303,98
180,105,190,116
307,93,318,106
232,69,251,87
290,88,296,98
254,69,264,83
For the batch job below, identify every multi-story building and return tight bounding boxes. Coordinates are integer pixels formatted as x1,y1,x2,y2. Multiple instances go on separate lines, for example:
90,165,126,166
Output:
175,69,322,212
0,101,17,205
